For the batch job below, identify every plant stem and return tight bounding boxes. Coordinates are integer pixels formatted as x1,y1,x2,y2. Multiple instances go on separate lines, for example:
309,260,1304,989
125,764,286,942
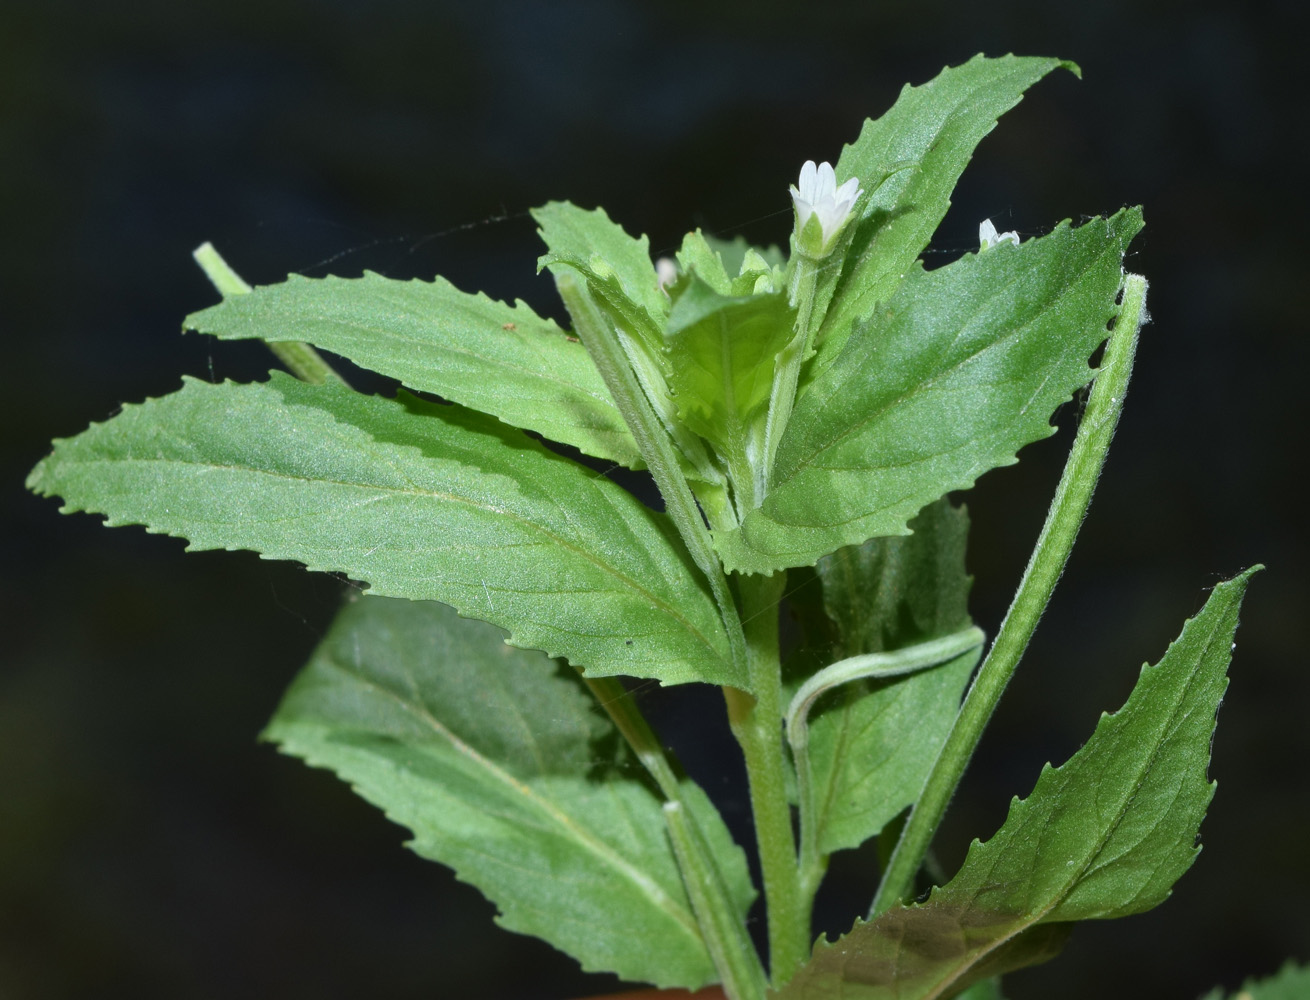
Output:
787,627,986,903
664,802,770,1000
583,675,769,999
192,242,346,386
759,253,820,495
553,273,748,680
870,274,1149,916
726,571,807,986
581,675,684,800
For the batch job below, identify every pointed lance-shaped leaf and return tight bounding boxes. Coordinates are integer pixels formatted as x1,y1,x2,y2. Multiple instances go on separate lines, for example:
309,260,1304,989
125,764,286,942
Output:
26,374,741,688
815,54,1079,369
715,208,1144,574
184,272,643,469
534,201,722,484
675,230,734,295
533,200,668,355
266,596,755,989
773,568,1259,1000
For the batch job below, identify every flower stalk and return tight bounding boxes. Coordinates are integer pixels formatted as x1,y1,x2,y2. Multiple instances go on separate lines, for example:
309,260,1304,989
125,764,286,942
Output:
760,162,863,493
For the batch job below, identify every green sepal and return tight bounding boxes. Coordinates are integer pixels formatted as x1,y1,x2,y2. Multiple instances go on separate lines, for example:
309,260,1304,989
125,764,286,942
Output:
773,568,1258,1000
184,271,643,469
27,373,739,687
266,596,755,989
715,208,1143,574
795,211,830,259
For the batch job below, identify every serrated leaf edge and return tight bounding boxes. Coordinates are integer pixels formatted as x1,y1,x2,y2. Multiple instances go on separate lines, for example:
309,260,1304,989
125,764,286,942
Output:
783,570,1255,1000
28,375,730,682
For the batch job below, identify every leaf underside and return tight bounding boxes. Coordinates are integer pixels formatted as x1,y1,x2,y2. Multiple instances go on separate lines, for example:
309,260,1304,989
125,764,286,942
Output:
26,373,739,688
775,569,1257,1000
266,596,754,988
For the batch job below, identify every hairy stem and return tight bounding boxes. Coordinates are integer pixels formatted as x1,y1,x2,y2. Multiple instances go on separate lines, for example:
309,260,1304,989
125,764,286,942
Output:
191,242,345,386
553,273,747,679
759,253,821,496
665,802,770,1000
870,274,1149,916
726,571,807,985
788,627,986,902
583,675,768,999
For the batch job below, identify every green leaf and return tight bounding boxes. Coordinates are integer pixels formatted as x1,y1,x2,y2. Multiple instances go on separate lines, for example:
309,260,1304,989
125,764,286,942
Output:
807,500,977,854
184,272,643,469
535,201,723,485
265,596,754,989
817,499,972,658
676,230,734,295
678,231,779,298
664,275,796,492
26,373,740,688
817,54,1078,366
773,568,1259,1000
1200,961,1310,1000
716,208,1144,574
704,233,787,284
534,200,668,353
954,979,1006,1000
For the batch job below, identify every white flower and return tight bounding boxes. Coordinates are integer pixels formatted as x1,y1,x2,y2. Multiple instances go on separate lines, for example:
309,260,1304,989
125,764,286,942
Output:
790,160,863,256
655,257,678,294
979,218,1020,250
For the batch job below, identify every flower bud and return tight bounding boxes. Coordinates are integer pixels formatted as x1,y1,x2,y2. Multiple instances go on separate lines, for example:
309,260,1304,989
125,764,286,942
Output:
790,160,863,258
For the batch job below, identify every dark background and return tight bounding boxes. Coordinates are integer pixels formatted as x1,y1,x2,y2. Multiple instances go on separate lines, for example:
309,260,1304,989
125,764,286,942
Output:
3,1,1306,997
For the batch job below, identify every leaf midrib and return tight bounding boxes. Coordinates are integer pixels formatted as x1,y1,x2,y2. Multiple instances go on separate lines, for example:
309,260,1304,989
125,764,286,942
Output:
245,294,620,408
307,654,706,943
827,61,1046,335
915,619,1223,1000
65,452,723,659
776,241,1109,491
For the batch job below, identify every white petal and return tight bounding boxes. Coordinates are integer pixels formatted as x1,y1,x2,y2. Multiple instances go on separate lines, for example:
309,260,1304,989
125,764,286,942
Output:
815,161,837,200
655,257,678,290
979,219,1019,249
834,177,862,203
797,160,818,200
790,185,815,230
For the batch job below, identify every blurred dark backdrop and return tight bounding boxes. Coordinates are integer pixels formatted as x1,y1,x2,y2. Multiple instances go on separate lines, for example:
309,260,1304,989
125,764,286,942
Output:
3,1,1306,997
